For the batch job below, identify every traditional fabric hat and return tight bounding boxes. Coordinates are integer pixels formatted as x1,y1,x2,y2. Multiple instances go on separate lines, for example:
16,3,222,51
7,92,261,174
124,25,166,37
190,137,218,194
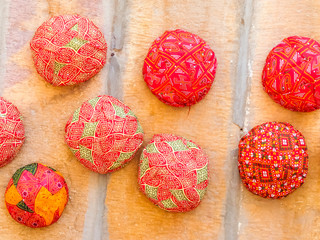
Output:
139,134,209,212
65,95,144,174
5,163,68,228
0,97,24,167
143,29,217,107
30,14,107,86
262,36,320,111
238,122,308,199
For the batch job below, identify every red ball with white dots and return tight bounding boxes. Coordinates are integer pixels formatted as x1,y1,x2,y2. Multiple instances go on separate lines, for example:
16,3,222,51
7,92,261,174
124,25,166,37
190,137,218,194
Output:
262,36,320,112
238,122,308,199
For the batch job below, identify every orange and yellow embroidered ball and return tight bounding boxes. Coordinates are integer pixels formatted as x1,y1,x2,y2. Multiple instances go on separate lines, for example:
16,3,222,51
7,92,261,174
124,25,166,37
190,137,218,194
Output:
143,29,217,107
238,122,308,199
5,163,68,228
262,36,320,112
30,14,107,86
0,97,24,167
65,95,144,174
139,134,209,212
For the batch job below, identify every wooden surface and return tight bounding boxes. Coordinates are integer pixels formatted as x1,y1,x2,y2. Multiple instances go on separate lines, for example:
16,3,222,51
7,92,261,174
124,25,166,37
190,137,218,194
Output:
0,0,319,239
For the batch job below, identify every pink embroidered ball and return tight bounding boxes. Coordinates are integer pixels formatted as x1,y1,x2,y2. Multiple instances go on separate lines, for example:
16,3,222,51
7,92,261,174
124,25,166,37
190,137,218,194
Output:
5,163,69,228
30,14,107,86
139,134,209,212
262,36,320,112
143,29,217,107
65,95,144,174
0,97,24,167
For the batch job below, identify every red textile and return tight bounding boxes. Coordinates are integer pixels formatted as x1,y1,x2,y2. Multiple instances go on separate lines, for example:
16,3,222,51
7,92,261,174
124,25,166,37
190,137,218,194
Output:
238,122,308,199
0,97,24,167
5,163,69,228
30,14,107,86
143,29,217,107
262,36,320,112
65,95,144,174
139,134,209,212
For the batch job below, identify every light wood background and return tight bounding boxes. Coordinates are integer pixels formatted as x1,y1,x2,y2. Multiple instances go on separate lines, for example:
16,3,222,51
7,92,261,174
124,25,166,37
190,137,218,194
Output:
0,0,320,239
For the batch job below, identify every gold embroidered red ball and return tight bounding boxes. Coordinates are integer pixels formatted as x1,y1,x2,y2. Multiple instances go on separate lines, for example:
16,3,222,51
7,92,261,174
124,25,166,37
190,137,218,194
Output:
5,163,68,228
143,29,217,107
139,134,209,212
262,36,320,112
238,122,308,199
65,95,144,174
30,14,107,86
0,97,24,167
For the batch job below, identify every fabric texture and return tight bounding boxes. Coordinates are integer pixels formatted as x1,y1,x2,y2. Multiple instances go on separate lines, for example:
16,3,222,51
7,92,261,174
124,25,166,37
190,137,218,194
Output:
30,14,107,86
139,134,209,212
143,29,217,107
262,36,320,112
5,163,68,228
238,122,308,199
65,95,144,174
0,97,24,167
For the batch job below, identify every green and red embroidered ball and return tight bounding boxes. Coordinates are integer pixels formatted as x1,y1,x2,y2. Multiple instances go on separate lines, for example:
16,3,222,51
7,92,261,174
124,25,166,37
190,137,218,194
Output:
139,134,209,212
65,95,144,174
30,14,107,86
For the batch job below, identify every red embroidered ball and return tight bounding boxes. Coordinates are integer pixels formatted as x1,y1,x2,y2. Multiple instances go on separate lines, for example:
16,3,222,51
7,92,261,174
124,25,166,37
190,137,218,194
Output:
5,163,69,228
65,95,144,174
30,14,107,86
143,29,217,107
0,97,24,167
238,122,308,199
262,36,320,112
139,134,209,212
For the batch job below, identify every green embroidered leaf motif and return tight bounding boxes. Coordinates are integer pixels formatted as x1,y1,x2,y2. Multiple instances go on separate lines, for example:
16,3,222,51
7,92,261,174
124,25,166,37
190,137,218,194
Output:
47,166,57,172
135,122,144,134
71,108,80,123
146,143,159,153
186,140,199,149
196,165,208,184
81,122,98,138
88,97,101,109
145,185,158,200
170,189,189,201
161,198,177,209
139,153,149,178
112,103,127,118
196,188,207,200
13,163,38,187
79,145,94,164
17,200,34,213
54,61,66,75
64,37,88,52
167,140,188,152
70,23,78,32
109,152,134,170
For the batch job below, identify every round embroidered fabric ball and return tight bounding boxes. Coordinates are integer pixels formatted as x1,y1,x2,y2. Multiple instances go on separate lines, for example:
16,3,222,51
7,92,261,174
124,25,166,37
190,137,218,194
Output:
238,122,308,199
262,36,320,112
5,163,69,228
139,134,209,212
65,95,144,174
143,29,217,107
30,14,107,86
0,97,25,167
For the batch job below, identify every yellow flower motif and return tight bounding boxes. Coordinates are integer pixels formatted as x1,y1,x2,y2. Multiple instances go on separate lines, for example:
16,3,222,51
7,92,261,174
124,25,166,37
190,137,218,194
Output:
5,184,22,205
34,186,68,225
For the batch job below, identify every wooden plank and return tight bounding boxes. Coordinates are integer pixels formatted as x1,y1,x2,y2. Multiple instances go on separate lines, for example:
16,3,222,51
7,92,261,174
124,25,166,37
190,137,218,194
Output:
238,1,320,240
104,0,242,239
